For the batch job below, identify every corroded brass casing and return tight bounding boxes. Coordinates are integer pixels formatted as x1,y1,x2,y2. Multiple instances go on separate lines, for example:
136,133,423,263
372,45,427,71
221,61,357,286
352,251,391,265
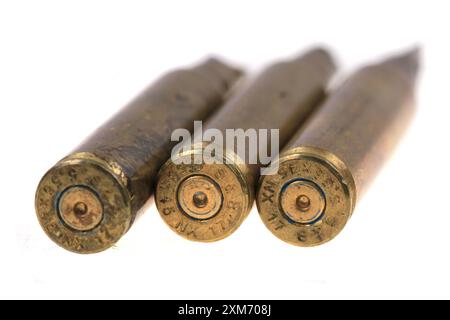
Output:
257,49,419,246
156,48,336,242
35,58,242,253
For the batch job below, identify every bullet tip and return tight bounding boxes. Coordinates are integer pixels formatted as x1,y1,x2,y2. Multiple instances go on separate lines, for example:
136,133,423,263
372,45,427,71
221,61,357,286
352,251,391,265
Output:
382,46,422,80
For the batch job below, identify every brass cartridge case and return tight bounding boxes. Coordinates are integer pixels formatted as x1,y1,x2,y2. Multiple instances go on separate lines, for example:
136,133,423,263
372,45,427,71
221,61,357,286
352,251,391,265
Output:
256,49,419,246
156,48,336,242
35,58,242,253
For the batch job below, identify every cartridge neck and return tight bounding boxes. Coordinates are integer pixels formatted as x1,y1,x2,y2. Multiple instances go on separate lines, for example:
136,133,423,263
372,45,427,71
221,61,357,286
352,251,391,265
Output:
193,58,243,91
292,47,337,85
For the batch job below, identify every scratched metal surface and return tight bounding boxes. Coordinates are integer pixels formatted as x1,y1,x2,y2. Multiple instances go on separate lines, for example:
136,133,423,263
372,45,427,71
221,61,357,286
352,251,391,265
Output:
155,48,336,242
35,58,242,253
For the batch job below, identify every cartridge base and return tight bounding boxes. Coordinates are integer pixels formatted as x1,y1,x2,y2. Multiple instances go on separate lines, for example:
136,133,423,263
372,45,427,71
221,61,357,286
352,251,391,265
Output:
156,146,253,242
257,146,356,247
35,153,132,254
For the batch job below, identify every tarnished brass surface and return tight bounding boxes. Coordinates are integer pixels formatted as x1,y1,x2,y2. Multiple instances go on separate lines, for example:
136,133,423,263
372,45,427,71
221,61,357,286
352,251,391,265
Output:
257,49,419,246
156,48,336,242
35,58,242,253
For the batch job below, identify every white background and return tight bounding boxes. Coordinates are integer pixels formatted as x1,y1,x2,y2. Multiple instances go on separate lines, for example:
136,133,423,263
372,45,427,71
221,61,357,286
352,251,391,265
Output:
0,0,448,299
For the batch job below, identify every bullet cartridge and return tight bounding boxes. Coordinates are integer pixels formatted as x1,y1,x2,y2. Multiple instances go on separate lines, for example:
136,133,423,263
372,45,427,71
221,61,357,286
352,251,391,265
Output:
35,58,242,253
156,48,336,242
256,49,419,246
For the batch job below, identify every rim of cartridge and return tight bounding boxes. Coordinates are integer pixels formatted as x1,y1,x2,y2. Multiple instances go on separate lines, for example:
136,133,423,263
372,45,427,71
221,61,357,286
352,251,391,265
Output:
35,152,132,254
155,143,254,242
256,146,356,247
